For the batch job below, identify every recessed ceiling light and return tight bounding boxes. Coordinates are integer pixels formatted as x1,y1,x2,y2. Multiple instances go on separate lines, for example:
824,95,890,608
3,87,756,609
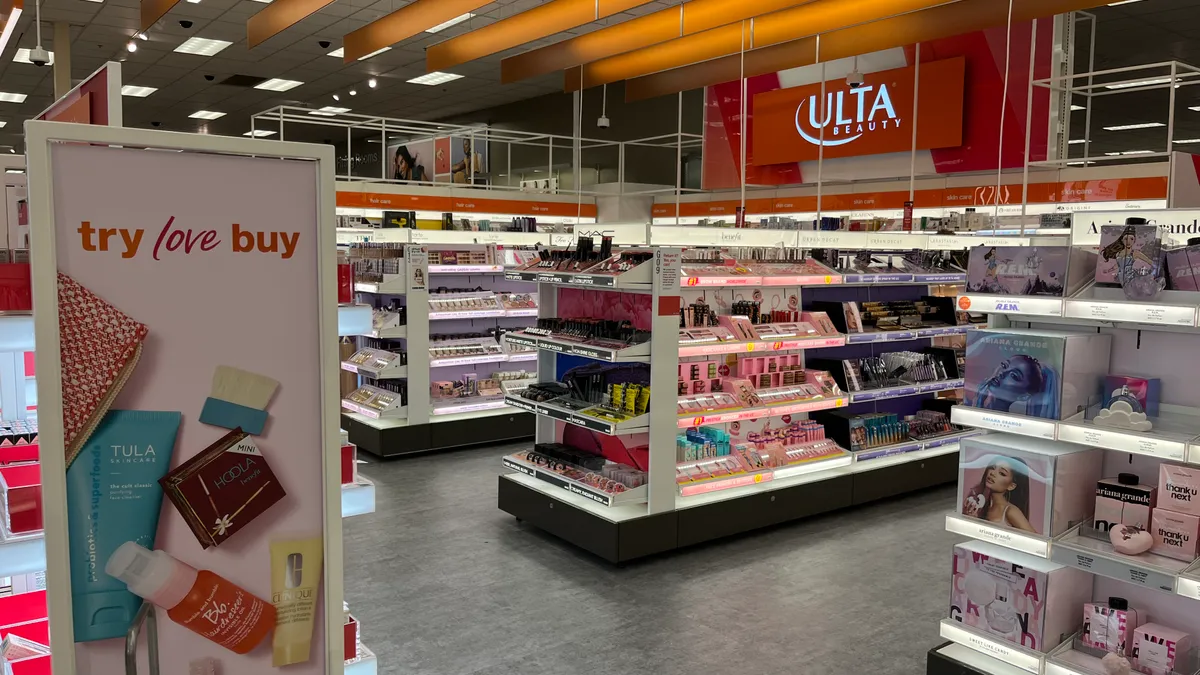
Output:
255,78,304,92
121,85,158,97
425,13,473,33
186,0,200,3
250,0,271,3
126,40,137,52
349,89,356,96
4,169,21,173
407,71,464,86
175,37,233,56
1070,104,1085,111
1174,138,1200,144
1103,122,1165,131
309,106,351,116
0,92,28,103
326,46,391,61
135,32,148,40
1068,139,1088,144
1190,106,1200,112
244,130,276,137
368,78,377,88
13,48,52,65
1104,150,1154,156
0,122,8,128
332,94,340,101
189,110,225,120
1105,78,1172,90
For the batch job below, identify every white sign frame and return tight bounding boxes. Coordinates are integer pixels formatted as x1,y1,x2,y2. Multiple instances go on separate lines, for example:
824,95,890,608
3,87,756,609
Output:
25,120,344,675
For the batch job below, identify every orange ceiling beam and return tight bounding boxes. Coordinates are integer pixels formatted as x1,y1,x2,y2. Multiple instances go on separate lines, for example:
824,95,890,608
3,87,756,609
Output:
142,0,180,32
624,0,1107,101
247,0,337,48
343,0,491,63
565,0,961,92
501,0,818,84
427,0,657,73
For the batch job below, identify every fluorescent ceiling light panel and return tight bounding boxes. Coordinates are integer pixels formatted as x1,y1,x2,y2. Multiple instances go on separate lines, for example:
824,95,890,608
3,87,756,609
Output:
407,71,463,85
0,122,8,128
0,92,27,103
327,46,390,61
121,85,158,97
255,78,304,91
326,47,343,57
175,37,233,56
309,106,351,116
1107,0,1144,5
1173,138,1200,144
189,110,225,120
1104,150,1154,156
1102,122,1165,131
1105,78,1171,89
426,13,473,32
1190,106,1200,112
13,48,51,65
1070,104,1085,111
1068,139,1088,144
244,130,277,137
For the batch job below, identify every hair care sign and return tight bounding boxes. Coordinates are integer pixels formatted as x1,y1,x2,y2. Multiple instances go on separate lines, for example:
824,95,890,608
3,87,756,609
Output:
27,124,342,675
750,57,965,165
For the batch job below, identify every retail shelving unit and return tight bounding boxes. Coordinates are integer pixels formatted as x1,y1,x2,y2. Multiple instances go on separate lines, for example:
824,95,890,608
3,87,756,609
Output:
928,222,1200,675
497,241,981,562
340,242,541,456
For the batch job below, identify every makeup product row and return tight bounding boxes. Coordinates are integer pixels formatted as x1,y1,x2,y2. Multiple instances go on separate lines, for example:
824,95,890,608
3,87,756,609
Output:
344,379,408,412
809,351,950,393
531,236,615,272
352,258,404,283
1081,595,1191,674
346,346,407,368
429,249,493,266
429,337,503,361
517,445,646,494
811,409,959,452
430,374,504,401
347,242,405,260
810,299,951,335
675,430,846,486
531,317,650,346
438,215,546,233
429,291,503,315
676,369,840,416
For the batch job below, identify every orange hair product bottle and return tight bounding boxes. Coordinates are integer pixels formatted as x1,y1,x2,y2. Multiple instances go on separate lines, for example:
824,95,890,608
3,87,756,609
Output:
106,542,275,654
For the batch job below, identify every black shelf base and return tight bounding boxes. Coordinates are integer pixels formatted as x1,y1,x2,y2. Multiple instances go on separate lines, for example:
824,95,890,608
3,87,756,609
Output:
927,642,995,675
499,449,957,563
344,411,535,457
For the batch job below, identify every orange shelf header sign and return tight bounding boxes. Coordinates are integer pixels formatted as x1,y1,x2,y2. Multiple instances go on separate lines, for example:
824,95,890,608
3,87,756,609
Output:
336,191,597,218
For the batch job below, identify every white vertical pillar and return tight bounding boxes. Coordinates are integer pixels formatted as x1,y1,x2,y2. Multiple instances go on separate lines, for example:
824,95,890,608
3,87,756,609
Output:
404,245,431,425
647,248,681,514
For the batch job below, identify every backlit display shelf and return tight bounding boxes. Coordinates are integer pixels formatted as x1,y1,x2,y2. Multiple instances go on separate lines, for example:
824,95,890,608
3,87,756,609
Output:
503,394,650,435
505,330,651,362
677,393,849,429
340,348,406,379
501,453,648,507
944,513,1052,558
938,618,1044,674
1050,523,1196,595
847,378,965,404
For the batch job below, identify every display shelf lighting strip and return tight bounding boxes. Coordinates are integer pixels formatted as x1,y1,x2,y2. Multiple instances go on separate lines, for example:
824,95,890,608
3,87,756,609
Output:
938,619,1043,674
944,513,1052,558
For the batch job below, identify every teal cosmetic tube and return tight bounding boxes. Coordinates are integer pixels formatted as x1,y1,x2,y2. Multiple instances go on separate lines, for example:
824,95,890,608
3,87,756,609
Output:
66,410,182,642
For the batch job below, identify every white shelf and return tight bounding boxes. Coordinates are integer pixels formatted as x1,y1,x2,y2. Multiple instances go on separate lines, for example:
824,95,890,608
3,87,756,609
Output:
501,472,650,523
504,395,650,435
937,643,1034,675
944,513,1052,558
429,404,527,424
0,535,45,577
1050,523,1196,596
852,432,979,464
342,411,409,429
847,378,964,403
844,324,980,344
428,264,505,274
504,256,653,291
505,331,651,362
342,476,375,517
678,334,845,356
430,398,509,416
677,393,849,428
959,287,1200,329
939,618,1044,674
354,271,407,295
502,454,648,507
345,645,377,675
365,325,407,339
953,405,1200,464
338,304,374,338
957,293,1065,317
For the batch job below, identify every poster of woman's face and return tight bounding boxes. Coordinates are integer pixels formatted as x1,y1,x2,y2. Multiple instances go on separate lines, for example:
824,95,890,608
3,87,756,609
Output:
957,443,1052,536
387,140,433,182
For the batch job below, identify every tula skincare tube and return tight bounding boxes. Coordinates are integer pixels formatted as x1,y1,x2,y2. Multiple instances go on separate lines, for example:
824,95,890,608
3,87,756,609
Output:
271,535,324,666
66,410,181,642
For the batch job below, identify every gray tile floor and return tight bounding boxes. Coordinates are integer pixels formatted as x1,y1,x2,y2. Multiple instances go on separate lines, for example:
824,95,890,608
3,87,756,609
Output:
344,442,960,675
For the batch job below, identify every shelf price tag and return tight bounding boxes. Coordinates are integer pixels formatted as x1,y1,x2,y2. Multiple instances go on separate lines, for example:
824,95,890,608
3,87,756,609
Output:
1064,300,1196,326
951,407,1057,439
944,514,1050,557
1051,545,1176,593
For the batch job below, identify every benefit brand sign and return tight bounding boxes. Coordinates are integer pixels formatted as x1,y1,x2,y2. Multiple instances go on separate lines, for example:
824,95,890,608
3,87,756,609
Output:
751,57,966,165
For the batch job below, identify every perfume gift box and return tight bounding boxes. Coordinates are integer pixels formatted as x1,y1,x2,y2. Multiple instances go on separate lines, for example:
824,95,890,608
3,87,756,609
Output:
1149,509,1200,562
1104,376,1162,418
1095,474,1157,532
958,434,1103,538
964,329,1112,421
0,464,41,540
1097,224,1161,285
966,246,1073,297
1159,464,1200,518
1131,623,1192,675
949,540,1091,653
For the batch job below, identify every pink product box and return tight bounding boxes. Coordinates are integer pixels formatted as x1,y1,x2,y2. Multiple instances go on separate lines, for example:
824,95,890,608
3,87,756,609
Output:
1166,249,1199,291
1149,509,1199,562
1082,601,1143,656
679,361,723,396
801,311,838,336
1131,623,1192,675
1159,464,1200,518
949,540,1092,653
1094,475,1157,532
736,355,805,389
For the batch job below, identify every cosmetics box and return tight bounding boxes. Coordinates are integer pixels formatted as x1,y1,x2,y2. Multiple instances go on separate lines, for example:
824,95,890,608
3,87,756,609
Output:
1159,464,1200,517
1082,599,1143,656
0,572,45,598
337,257,353,304
341,442,356,485
1097,224,1160,285
0,590,46,636
966,245,1077,297
949,540,1091,653
964,329,1112,421
0,444,36,465
1149,509,1199,562
160,429,286,549
1165,248,1199,291
0,464,41,539
343,614,359,662
1095,474,1157,532
1131,623,1192,675
958,434,1103,538
0,261,30,313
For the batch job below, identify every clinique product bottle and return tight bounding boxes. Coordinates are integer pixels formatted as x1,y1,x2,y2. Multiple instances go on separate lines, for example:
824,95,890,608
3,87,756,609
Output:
106,542,275,654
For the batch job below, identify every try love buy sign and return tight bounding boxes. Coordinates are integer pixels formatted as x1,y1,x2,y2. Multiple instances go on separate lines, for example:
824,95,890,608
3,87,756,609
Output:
76,217,301,260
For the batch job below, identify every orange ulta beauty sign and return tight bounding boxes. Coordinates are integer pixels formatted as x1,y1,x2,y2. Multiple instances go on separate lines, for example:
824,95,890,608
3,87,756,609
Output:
751,57,966,165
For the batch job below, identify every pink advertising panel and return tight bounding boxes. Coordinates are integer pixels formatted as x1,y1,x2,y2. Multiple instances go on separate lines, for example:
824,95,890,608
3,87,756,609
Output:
27,123,341,675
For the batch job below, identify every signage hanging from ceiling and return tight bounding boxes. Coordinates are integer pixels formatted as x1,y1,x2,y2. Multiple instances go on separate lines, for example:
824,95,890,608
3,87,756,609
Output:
750,57,966,165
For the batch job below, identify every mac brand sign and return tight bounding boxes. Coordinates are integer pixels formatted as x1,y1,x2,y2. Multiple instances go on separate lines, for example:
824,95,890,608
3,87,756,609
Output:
751,57,965,165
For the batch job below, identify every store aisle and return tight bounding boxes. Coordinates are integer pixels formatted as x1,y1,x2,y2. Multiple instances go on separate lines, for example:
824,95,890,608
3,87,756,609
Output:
344,443,959,675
